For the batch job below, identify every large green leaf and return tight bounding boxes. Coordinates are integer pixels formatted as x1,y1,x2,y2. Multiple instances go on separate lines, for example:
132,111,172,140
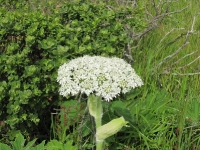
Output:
45,140,63,150
63,140,77,150
11,133,25,150
24,138,37,150
0,143,12,150
32,141,45,150
111,100,133,123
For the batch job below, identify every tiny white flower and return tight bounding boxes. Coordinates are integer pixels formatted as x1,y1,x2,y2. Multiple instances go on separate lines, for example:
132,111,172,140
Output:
57,55,143,101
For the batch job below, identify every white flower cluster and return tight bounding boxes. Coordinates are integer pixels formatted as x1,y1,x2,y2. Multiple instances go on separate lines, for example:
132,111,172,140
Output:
57,55,143,101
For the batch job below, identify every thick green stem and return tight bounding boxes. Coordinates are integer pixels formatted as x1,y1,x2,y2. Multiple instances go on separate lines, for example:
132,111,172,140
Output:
95,117,102,128
95,116,103,150
88,94,103,150
88,95,128,150
96,140,103,150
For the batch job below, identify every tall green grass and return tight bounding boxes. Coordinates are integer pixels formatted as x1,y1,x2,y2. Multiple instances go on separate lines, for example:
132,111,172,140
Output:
130,0,200,149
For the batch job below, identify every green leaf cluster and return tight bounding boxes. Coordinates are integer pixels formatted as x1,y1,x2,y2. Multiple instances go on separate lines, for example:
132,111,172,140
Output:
0,133,77,150
45,140,77,150
0,133,45,150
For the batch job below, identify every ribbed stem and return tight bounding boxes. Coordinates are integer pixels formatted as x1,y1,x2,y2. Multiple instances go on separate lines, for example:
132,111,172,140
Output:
96,140,103,150
88,95,103,150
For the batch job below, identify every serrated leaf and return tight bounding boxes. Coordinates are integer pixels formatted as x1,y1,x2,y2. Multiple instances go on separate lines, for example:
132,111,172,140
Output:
0,143,12,150
63,140,77,150
32,140,45,150
24,138,37,150
45,140,63,150
111,101,132,123
11,133,25,150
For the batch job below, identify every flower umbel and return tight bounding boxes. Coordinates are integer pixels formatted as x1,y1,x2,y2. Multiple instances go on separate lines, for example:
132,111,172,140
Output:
57,55,143,101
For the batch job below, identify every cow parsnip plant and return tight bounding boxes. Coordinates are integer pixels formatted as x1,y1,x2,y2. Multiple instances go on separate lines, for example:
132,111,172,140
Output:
0,0,146,141
57,55,143,150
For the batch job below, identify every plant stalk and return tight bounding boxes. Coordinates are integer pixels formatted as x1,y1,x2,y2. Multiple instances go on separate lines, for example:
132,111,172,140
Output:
88,95,103,150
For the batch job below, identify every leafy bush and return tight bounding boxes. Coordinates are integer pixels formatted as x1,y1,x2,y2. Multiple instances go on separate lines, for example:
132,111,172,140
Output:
0,0,146,142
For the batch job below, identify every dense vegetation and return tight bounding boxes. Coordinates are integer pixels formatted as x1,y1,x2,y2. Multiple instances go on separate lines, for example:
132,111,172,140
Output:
0,0,199,149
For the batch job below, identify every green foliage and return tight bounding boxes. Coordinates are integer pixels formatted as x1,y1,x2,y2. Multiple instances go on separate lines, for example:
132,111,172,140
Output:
45,140,77,150
0,133,45,150
51,99,94,149
51,100,85,142
101,89,200,149
58,1,145,56
0,132,77,150
0,0,146,143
